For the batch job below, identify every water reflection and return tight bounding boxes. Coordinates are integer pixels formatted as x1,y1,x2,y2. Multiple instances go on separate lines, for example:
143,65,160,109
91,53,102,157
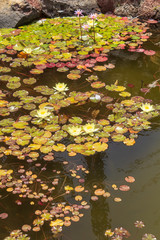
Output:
86,154,111,240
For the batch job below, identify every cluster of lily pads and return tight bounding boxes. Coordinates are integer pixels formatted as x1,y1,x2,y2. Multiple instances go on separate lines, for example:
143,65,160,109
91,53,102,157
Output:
105,222,157,240
0,81,159,158
0,13,159,239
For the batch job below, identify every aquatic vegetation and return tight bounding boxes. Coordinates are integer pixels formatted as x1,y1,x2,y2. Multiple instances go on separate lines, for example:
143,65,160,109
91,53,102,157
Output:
67,125,83,136
142,234,157,240
0,12,159,240
35,108,51,119
141,103,154,112
134,220,145,228
53,82,69,92
83,123,99,134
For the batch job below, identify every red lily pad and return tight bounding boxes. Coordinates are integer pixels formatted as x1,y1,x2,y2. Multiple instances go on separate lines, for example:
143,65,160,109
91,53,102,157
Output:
147,19,158,24
36,64,47,70
125,176,135,183
66,62,77,68
96,56,108,62
144,50,156,56
56,62,66,68
136,48,145,52
119,185,130,191
45,63,56,68
0,213,8,219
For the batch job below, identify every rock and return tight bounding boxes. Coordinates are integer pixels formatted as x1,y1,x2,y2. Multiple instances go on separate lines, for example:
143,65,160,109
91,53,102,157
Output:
114,2,139,17
41,0,99,18
0,0,42,28
97,0,114,13
138,0,160,19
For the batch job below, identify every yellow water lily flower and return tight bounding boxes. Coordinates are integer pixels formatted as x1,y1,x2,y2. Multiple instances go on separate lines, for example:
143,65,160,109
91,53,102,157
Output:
53,83,69,92
83,123,98,134
105,229,114,237
67,126,82,136
35,108,51,118
141,103,154,112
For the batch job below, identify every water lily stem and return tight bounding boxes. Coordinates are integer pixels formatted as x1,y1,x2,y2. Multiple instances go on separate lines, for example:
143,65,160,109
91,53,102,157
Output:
93,20,96,43
78,16,83,41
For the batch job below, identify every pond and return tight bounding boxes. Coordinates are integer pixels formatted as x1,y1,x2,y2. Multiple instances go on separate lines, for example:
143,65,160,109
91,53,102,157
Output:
0,14,160,240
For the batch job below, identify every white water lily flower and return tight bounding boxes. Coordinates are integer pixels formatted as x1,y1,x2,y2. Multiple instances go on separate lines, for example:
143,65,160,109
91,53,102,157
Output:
53,83,69,92
23,47,32,54
83,123,99,134
87,20,97,27
35,108,51,119
67,126,82,136
141,103,154,112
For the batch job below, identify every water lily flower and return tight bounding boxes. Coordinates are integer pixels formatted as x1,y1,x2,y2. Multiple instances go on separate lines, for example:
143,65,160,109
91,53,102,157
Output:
134,220,145,228
23,47,32,54
75,9,83,16
53,83,69,92
82,24,90,31
37,19,46,24
142,233,157,240
89,13,98,20
83,123,99,134
141,103,154,112
87,20,97,27
35,108,51,119
104,229,114,237
67,126,82,136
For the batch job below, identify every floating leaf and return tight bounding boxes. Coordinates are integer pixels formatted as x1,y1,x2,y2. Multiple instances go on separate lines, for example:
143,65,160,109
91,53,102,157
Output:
22,224,31,232
75,186,84,192
93,66,106,71
91,81,105,89
119,185,130,191
114,197,122,202
94,188,105,196
67,73,81,80
125,176,135,183
0,213,8,219
144,50,156,56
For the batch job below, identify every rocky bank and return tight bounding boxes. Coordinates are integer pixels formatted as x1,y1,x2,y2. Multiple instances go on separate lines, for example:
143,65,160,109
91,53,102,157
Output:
0,0,159,28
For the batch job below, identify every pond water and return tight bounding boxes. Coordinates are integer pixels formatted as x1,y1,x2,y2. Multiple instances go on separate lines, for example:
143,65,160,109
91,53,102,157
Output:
0,17,160,240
